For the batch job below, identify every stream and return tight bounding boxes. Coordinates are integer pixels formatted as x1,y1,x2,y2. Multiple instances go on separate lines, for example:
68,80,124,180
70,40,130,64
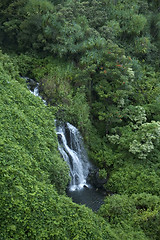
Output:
28,80,105,211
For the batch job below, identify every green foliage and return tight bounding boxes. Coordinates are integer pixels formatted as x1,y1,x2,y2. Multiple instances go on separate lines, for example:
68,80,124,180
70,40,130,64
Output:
107,161,160,195
107,106,160,160
13,53,41,78
67,87,91,136
0,52,69,193
14,53,93,139
129,121,160,159
99,168,108,179
1,0,160,238
18,0,55,50
99,193,160,239
134,37,151,56
0,0,28,47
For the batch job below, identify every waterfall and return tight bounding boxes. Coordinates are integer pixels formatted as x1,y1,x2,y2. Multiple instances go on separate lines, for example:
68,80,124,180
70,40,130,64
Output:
27,79,105,210
31,84,47,105
33,85,39,97
25,78,47,105
56,122,91,191
28,80,91,191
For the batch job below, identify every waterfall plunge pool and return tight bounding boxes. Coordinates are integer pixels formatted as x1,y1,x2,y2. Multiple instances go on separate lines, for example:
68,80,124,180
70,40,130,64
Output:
56,121,106,211
28,79,106,211
67,187,105,212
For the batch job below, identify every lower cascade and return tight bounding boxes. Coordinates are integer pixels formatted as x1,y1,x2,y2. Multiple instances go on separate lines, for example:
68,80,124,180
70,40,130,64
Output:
56,122,91,191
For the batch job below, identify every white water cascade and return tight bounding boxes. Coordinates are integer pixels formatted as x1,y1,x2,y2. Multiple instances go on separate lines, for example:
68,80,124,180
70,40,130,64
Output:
32,84,47,105
28,80,91,191
27,80,105,210
56,122,91,191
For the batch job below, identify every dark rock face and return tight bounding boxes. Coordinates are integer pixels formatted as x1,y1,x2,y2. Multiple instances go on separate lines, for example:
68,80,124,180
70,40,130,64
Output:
88,169,108,189
95,172,108,185
26,78,37,90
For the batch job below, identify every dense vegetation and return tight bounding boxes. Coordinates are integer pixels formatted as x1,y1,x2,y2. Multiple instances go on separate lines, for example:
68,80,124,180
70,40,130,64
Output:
0,0,160,239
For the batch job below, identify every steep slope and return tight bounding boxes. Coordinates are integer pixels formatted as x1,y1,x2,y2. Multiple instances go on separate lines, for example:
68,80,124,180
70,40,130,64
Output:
0,51,120,239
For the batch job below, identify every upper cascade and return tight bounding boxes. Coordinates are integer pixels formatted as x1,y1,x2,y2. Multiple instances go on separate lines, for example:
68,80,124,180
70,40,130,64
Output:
26,79,47,105
56,122,91,191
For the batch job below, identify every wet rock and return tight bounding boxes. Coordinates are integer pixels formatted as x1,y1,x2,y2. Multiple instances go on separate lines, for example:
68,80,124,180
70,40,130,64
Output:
88,169,108,189
26,78,37,88
96,172,108,184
